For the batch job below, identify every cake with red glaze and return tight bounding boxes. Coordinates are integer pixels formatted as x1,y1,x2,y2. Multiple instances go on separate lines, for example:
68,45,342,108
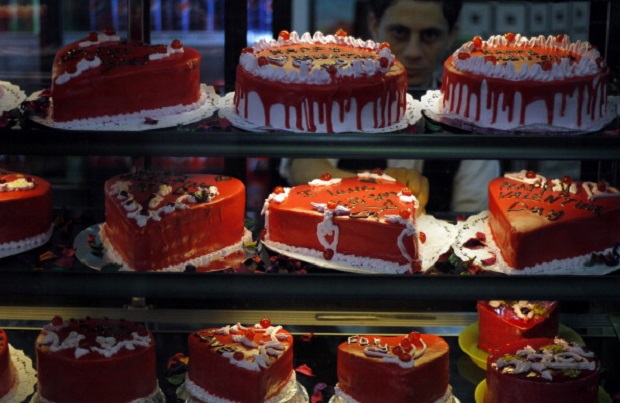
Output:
440,33,609,131
35,316,159,403
487,170,620,270
235,29,408,133
0,169,52,254
485,337,599,403
336,332,452,403
49,29,202,123
261,171,422,274
101,171,249,272
477,300,560,353
185,319,296,402
0,327,16,399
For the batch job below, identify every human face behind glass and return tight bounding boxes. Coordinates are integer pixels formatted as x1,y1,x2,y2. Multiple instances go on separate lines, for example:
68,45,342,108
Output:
368,0,457,88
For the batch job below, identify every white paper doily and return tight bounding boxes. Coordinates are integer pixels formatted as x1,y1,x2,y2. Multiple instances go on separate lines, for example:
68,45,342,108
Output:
421,90,617,135
31,385,166,403
454,211,620,275
27,84,218,131
0,81,26,112
263,215,456,274
219,92,422,133
0,345,37,403
0,224,53,259
329,384,458,403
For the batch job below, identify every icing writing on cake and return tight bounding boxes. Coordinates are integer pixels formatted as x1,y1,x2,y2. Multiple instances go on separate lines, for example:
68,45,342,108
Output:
347,333,426,369
194,321,290,372
498,170,618,219
495,338,596,380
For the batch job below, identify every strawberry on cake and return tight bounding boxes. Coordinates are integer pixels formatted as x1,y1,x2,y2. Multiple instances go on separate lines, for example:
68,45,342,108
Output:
335,332,453,403
439,33,610,132
0,169,53,256
185,319,298,402
49,29,202,123
100,171,250,272
477,300,560,353
35,316,160,403
485,337,600,403
487,170,620,271
234,29,408,133
261,171,422,274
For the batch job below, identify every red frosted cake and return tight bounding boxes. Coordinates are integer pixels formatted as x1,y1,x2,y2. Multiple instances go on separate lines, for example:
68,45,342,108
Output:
440,33,609,131
49,29,202,122
0,169,53,254
235,29,408,133
261,171,422,274
336,332,452,403
477,300,560,353
101,171,249,272
485,338,599,403
487,170,620,270
35,316,159,403
0,327,16,398
185,319,296,402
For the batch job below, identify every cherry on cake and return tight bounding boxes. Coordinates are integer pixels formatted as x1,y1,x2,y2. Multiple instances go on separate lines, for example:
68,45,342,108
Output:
101,171,249,272
234,29,408,132
440,33,609,131
261,171,422,274
485,337,600,403
0,327,16,399
477,300,560,353
35,316,159,403
487,170,620,270
185,319,296,402
49,29,202,123
336,332,453,403
0,169,53,254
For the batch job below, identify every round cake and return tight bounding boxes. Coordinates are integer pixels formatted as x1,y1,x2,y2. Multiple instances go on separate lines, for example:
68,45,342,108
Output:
485,337,600,403
234,29,408,133
185,319,295,402
477,300,560,353
50,29,202,123
335,332,452,403
0,169,53,254
440,33,609,131
0,327,16,399
35,316,159,403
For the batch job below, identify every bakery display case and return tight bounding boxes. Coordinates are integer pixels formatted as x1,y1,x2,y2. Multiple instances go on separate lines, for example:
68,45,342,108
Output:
1,0,619,402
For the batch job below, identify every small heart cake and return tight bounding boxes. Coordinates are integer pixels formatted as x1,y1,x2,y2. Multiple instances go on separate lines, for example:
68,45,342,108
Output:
185,319,296,402
477,300,560,353
336,332,453,403
101,171,249,272
261,171,422,274
487,170,620,270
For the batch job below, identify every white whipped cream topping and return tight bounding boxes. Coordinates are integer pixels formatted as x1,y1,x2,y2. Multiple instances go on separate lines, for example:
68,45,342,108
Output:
78,32,120,48
582,181,620,201
309,177,343,186
0,177,35,191
452,34,604,81
357,171,396,182
149,44,184,60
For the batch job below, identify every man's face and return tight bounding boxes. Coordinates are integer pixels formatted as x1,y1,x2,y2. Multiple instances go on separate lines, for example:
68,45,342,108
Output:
369,0,457,88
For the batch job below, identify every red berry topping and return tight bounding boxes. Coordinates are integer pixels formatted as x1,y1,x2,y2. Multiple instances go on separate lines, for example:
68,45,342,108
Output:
84,51,96,61
379,57,390,68
392,345,403,356
597,181,608,191
320,173,333,181
525,170,537,179
400,337,412,349
504,32,516,42
323,64,338,75
103,27,116,36
171,39,183,49
399,352,412,362
279,30,290,40
541,60,553,71
327,200,338,210
245,329,255,341
273,186,285,194
457,52,470,60
233,351,244,361
484,55,497,65
258,56,269,66
561,175,572,185
259,318,271,328
399,209,411,220
379,42,391,50
335,29,347,37
241,47,254,54
401,187,412,196
408,331,421,344
51,315,63,326
372,168,383,176
555,34,565,43
87,32,99,42
472,36,483,48
419,232,427,243
323,248,334,260
65,64,77,74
